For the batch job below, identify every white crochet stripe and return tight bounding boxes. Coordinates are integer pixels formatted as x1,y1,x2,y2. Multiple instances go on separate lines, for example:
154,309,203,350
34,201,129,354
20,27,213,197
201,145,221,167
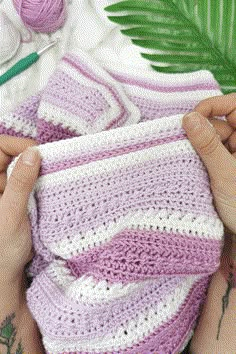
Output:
39,101,119,136
38,59,140,133
8,144,202,216
123,84,222,102
0,112,37,137
39,99,127,137
43,274,202,352
105,65,220,85
32,139,197,190
6,115,187,193
66,277,149,304
47,209,223,259
45,260,76,292
6,114,184,168
37,114,185,159
46,260,152,304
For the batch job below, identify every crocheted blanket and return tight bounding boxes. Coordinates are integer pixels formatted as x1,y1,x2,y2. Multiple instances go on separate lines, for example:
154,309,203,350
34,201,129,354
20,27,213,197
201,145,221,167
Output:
2,50,224,354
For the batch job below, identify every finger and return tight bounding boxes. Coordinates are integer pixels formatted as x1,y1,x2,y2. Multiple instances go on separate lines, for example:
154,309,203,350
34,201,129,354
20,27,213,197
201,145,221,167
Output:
226,108,236,129
208,117,234,143
0,148,12,172
0,135,38,157
194,93,236,119
182,112,236,196
0,147,41,228
228,130,236,153
0,172,7,193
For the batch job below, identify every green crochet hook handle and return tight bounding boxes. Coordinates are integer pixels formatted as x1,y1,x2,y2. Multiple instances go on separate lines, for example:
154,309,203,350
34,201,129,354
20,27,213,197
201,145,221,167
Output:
0,40,58,86
0,53,39,86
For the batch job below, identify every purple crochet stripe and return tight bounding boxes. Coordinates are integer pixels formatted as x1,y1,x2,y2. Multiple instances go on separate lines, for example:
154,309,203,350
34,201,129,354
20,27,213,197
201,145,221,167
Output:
37,131,187,175
35,154,215,246
12,93,41,122
120,275,210,354
108,71,220,92
0,95,41,139
43,276,210,354
67,229,221,283
27,269,183,341
62,55,130,130
41,70,111,124
37,118,79,144
37,191,215,247
28,254,52,277
29,207,56,266
130,96,201,120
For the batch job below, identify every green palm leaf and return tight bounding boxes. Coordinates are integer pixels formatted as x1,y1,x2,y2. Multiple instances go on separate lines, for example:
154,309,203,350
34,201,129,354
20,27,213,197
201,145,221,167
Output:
104,0,236,94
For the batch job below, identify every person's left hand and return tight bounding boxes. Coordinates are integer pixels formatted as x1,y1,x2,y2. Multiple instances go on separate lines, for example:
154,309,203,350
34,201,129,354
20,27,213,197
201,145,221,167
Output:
0,135,41,285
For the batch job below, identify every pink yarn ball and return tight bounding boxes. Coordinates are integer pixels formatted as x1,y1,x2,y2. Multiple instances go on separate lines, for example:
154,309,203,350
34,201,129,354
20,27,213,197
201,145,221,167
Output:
13,0,67,33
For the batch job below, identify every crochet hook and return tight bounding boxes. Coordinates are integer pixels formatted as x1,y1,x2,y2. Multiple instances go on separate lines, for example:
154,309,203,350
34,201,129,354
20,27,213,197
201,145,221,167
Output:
0,39,59,86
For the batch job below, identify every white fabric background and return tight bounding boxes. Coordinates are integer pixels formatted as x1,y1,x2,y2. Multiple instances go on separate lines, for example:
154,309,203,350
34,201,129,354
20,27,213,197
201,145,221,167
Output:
0,0,152,116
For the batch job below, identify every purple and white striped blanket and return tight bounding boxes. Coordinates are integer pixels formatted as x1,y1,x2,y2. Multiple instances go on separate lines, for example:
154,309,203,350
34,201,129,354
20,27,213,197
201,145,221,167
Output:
3,49,224,354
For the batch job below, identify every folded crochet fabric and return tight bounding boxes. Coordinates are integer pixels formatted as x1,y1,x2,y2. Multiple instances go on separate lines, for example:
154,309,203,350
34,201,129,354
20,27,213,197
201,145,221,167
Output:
3,50,225,354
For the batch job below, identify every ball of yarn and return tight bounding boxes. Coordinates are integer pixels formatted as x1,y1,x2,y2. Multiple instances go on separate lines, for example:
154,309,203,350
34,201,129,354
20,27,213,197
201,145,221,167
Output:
13,0,67,33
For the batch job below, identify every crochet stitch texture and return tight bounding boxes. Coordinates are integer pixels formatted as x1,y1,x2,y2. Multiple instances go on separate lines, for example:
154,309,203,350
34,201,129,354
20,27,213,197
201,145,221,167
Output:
2,49,225,354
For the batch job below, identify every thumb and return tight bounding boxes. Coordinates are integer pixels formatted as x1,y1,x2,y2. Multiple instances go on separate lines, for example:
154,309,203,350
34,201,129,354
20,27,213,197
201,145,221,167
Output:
182,112,236,193
1,147,41,224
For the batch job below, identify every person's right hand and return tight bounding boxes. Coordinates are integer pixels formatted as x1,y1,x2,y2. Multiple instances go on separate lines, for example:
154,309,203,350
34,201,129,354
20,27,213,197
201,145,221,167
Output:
182,93,236,235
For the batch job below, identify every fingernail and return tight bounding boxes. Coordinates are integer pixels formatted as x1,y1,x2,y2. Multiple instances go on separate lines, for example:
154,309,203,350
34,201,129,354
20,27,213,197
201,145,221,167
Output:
183,112,202,130
22,147,39,166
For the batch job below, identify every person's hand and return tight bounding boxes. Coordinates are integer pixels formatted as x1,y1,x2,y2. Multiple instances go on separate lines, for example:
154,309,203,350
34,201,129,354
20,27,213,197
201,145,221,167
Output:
182,93,236,235
0,135,41,285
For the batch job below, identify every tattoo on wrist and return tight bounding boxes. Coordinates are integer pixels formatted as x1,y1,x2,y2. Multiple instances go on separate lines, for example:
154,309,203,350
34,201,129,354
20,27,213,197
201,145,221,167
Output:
217,265,234,340
0,313,23,354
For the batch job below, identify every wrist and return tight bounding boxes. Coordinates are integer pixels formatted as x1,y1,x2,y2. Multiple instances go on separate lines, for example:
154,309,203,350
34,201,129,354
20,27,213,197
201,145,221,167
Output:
0,274,45,354
0,273,27,314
